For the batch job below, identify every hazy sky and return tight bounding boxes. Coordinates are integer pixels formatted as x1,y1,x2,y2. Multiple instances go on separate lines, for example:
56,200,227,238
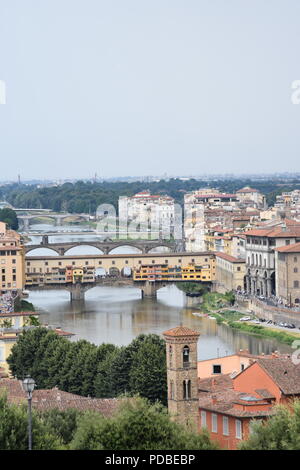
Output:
0,0,300,180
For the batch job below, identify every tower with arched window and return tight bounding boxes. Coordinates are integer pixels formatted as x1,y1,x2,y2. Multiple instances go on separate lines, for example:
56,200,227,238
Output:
163,325,200,429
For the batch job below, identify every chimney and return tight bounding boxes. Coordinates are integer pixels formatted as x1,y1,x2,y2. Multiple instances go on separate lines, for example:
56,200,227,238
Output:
211,394,218,405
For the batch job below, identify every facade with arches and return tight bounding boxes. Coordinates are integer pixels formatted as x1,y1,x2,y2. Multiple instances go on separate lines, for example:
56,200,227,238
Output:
244,221,300,297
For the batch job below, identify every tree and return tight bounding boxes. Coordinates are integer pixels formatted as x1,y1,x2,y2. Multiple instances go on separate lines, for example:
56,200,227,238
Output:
129,341,167,405
70,396,218,450
7,328,59,384
0,393,61,450
39,408,83,447
0,208,18,230
239,400,300,450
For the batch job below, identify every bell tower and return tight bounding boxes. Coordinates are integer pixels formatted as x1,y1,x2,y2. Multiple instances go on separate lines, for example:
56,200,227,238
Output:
163,325,200,430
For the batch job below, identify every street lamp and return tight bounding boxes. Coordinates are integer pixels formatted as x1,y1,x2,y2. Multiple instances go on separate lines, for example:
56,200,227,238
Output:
22,375,36,450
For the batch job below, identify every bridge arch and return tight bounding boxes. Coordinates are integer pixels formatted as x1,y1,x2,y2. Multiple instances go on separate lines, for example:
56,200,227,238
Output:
146,245,172,253
25,247,60,256
64,244,104,255
107,244,143,254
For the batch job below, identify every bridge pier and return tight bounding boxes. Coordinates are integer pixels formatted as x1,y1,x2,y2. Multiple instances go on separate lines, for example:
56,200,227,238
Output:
23,217,30,230
69,283,86,301
140,281,162,299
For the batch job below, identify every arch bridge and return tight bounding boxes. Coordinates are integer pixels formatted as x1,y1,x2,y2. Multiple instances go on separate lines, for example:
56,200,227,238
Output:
24,239,177,256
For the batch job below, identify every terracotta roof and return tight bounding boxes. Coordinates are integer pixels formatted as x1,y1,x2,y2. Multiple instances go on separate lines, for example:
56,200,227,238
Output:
275,242,300,253
198,375,273,418
255,389,275,400
0,379,120,416
163,326,200,338
215,252,245,263
257,358,300,396
244,226,300,238
236,187,259,193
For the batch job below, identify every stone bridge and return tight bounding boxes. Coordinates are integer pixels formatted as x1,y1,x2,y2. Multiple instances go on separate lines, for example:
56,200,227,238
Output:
18,213,91,229
24,238,178,256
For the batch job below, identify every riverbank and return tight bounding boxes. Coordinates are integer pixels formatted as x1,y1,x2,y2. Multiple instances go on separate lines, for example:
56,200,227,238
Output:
193,292,300,346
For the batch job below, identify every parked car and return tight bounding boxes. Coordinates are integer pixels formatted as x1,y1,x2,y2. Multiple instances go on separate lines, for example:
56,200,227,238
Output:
239,316,251,321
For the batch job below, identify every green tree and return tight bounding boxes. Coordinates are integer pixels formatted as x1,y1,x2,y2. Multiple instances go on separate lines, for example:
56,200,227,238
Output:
70,396,218,450
129,341,167,405
39,408,83,447
0,208,18,230
0,393,61,450
239,401,300,450
7,328,59,384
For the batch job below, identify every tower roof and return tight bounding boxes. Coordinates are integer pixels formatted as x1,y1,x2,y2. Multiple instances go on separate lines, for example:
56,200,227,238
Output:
163,326,200,338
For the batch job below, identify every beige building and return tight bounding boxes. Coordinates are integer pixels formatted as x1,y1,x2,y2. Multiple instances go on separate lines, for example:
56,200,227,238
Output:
236,187,266,209
118,191,175,235
0,222,25,295
275,242,300,306
215,252,246,293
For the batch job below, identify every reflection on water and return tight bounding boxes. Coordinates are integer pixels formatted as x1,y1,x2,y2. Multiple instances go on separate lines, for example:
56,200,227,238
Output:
28,284,292,361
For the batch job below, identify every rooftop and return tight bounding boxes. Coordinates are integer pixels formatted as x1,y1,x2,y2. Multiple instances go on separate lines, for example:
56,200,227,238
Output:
163,325,200,338
0,379,121,416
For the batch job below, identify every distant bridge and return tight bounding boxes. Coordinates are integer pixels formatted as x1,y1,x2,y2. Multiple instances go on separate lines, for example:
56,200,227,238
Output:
18,212,91,229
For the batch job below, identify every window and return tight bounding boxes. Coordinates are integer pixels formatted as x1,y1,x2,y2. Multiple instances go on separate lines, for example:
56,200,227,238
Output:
201,411,207,428
170,380,174,400
223,416,229,436
183,345,190,365
183,380,191,399
294,257,298,263
169,345,173,368
241,364,245,371
294,268,298,273
294,281,299,288
213,364,222,374
285,240,290,245
212,414,218,433
235,419,242,439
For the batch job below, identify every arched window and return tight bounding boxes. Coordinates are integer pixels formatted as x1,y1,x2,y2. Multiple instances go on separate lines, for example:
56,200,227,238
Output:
183,345,190,365
183,380,191,399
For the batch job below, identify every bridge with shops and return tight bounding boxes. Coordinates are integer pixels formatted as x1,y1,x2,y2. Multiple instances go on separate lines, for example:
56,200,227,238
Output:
24,251,215,300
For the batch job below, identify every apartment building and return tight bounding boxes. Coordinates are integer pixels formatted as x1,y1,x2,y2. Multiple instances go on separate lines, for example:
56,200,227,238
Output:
0,222,25,295
275,242,300,306
118,191,175,235
215,253,246,293
236,187,266,209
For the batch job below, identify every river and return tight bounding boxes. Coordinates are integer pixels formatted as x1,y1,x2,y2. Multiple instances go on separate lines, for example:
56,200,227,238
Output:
24,223,292,360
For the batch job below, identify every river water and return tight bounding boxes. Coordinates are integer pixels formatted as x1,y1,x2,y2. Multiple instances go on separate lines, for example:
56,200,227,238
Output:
24,223,292,360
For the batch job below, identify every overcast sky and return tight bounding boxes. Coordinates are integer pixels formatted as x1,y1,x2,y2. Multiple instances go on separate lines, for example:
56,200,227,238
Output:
0,0,300,181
